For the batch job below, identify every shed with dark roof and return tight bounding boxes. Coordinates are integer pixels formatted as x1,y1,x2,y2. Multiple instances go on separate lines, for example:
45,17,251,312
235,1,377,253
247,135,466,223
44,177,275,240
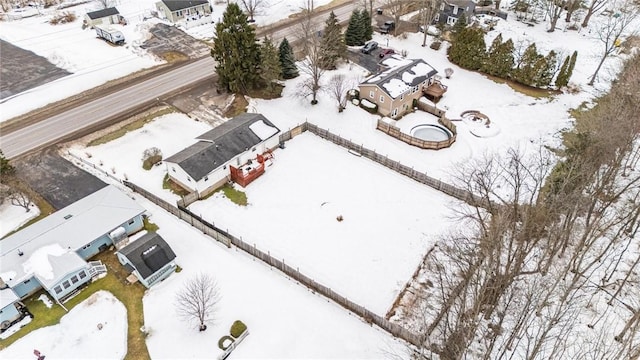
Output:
117,232,177,288
84,7,122,27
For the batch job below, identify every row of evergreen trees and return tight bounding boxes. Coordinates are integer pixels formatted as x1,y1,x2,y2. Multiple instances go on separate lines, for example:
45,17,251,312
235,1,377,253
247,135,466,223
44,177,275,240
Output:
448,27,577,88
211,4,299,95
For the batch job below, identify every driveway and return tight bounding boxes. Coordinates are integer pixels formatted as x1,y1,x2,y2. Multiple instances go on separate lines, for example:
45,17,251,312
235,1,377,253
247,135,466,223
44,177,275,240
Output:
0,39,71,99
346,46,388,74
141,23,211,61
14,148,107,210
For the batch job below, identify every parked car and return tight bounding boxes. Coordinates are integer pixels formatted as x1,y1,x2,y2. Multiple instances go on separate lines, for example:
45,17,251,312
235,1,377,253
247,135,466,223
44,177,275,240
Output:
361,41,378,54
379,20,395,34
419,25,441,36
379,48,395,58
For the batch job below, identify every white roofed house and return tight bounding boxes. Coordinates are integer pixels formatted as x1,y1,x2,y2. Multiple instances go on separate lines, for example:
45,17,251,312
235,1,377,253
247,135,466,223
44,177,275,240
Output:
164,113,280,198
0,185,145,316
358,55,440,119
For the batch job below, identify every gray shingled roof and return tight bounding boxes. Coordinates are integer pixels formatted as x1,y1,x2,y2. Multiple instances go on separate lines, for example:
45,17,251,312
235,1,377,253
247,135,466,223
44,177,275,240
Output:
86,7,119,19
119,232,176,279
165,113,280,181
160,0,209,12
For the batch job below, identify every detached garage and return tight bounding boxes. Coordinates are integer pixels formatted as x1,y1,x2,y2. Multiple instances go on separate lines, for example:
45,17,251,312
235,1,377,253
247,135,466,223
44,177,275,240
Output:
84,7,123,28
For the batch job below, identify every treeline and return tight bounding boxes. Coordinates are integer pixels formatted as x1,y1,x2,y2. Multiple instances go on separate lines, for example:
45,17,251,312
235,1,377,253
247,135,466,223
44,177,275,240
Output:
448,27,577,88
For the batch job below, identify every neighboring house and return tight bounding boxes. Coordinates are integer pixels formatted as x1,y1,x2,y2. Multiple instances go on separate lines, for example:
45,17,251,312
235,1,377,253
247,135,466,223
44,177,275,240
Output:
155,0,212,23
84,7,122,27
0,285,25,332
116,232,177,288
164,113,280,195
434,0,475,25
0,185,145,313
358,55,438,119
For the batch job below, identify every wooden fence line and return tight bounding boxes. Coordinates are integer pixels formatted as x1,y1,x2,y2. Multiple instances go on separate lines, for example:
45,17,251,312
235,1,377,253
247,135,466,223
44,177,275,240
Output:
122,180,423,347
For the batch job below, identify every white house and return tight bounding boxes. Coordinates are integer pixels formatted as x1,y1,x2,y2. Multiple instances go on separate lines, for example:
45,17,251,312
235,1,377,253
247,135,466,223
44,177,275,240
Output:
164,113,281,196
84,7,122,27
0,185,145,321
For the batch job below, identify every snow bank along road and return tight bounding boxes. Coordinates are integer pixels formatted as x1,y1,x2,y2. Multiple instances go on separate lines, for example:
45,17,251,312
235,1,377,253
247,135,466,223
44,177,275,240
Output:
0,0,364,160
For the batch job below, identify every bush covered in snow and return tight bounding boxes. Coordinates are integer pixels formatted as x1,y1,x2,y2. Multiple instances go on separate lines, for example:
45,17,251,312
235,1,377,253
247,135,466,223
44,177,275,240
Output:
359,98,378,114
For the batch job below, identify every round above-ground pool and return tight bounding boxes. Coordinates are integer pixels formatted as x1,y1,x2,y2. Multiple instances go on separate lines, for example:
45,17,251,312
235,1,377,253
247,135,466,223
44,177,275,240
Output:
410,124,452,142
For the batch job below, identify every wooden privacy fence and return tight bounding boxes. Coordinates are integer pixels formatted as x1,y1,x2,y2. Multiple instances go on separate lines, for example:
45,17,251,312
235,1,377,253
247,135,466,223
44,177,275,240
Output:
122,180,423,347
305,123,480,206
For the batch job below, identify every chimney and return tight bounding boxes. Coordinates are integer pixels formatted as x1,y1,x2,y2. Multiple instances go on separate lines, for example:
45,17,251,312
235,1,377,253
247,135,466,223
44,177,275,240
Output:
18,249,24,256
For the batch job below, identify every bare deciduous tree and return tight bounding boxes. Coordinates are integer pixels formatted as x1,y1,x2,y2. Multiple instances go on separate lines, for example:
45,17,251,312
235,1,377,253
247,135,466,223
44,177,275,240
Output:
588,0,639,85
175,273,221,332
326,74,354,112
9,191,31,212
297,36,325,105
582,0,610,27
239,0,265,22
95,0,114,9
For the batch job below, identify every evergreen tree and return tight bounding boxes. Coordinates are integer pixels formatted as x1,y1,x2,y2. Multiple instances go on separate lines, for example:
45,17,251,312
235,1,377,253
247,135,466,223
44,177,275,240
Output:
451,14,468,39
448,27,486,70
483,34,514,77
555,55,571,88
211,3,261,94
259,37,282,94
533,50,556,87
278,38,299,79
320,11,346,70
345,10,364,46
566,50,578,83
513,43,542,86
361,9,373,42
0,150,14,182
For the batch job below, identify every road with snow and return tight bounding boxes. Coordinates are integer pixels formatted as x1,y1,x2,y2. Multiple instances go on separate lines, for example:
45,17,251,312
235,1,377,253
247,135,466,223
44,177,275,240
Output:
0,0,365,159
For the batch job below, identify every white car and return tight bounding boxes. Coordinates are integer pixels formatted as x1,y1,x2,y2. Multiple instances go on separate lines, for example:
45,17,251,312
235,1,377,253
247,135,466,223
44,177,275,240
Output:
419,25,441,36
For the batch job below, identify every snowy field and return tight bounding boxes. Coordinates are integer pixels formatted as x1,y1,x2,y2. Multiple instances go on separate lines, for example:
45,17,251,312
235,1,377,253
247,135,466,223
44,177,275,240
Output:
189,133,460,314
0,201,39,239
0,0,332,122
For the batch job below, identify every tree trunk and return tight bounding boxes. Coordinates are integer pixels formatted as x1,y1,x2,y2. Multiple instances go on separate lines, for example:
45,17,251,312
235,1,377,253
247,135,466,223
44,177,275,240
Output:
588,53,608,85
581,11,593,27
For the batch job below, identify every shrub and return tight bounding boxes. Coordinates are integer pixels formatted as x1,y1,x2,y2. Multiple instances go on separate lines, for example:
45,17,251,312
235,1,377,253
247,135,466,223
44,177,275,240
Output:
230,320,247,338
49,11,76,25
218,335,235,350
359,98,378,114
142,147,162,170
430,41,442,50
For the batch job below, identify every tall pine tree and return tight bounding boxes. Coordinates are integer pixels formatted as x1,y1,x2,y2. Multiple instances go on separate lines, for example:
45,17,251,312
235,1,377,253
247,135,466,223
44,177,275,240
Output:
320,11,346,70
278,38,299,79
259,37,282,94
513,43,542,86
361,9,373,42
211,3,260,94
555,55,571,88
533,50,556,87
482,34,515,78
345,10,364,46
566,50,577,84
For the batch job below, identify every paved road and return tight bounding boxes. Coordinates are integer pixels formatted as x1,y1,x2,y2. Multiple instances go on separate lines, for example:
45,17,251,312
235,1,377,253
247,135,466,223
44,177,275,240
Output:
0,1,366,159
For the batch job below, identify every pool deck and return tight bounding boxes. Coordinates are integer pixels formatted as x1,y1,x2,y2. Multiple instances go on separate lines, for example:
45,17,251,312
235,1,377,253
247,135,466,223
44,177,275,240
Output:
392,111,441,135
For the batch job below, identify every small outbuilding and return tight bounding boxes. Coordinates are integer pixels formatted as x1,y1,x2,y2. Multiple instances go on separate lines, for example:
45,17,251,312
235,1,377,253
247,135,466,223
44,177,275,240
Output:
155,0,212,24
116,232,177,288
84,7,123,27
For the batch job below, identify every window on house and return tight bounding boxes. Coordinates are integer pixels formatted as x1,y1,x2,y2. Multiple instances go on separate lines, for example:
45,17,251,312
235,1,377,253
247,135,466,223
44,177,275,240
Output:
71,275,79,284
23,279,30,284
176,10,182,17
369,90,374,98
392,108,398,117
252,147,256,152
79,271,87,279
54,286,62,294
447,16,457,25
400,93,404,100
379,95,385,103
435,13,440,22
172,167,176,173
82,243,91,250
187,177,191,182
204,176,209,181
128,219,135,225
403,103,408,110
63,280,71,289
223,165,227,170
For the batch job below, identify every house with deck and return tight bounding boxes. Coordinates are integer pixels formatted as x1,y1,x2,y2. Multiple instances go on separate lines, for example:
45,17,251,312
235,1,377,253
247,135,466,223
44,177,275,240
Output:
84,7,123,27
116,232,177,288
164,113,280,196
155,0,212,24
358,55,440,119
0,185,145,329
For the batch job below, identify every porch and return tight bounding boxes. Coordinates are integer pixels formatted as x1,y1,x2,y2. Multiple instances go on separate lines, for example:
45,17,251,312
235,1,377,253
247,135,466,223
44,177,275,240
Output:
423,80,448,102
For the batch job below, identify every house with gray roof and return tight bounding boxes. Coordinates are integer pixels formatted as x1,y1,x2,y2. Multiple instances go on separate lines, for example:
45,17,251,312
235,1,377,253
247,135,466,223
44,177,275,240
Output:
155,0,212,24
358,55,438,119
434,0,475,26
116,232,177,288
164,113,280,196
0,185,145,316
84,7,122,27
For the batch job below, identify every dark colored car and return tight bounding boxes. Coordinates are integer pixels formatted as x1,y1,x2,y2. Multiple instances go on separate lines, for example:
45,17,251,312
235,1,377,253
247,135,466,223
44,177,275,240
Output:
379,20,395,34
361,41,379,54
379,48,395,58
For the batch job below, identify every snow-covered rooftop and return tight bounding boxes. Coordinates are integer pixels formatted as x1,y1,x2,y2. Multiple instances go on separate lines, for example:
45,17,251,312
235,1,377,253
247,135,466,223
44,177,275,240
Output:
249,119,279,141
0,185,144,286
362,55,437,98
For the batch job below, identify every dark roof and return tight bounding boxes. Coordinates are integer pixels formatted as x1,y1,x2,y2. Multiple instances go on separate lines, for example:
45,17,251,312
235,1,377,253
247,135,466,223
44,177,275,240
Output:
165,113,280,181
119,232,176,279
160,0,209,12
86,7,119,19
